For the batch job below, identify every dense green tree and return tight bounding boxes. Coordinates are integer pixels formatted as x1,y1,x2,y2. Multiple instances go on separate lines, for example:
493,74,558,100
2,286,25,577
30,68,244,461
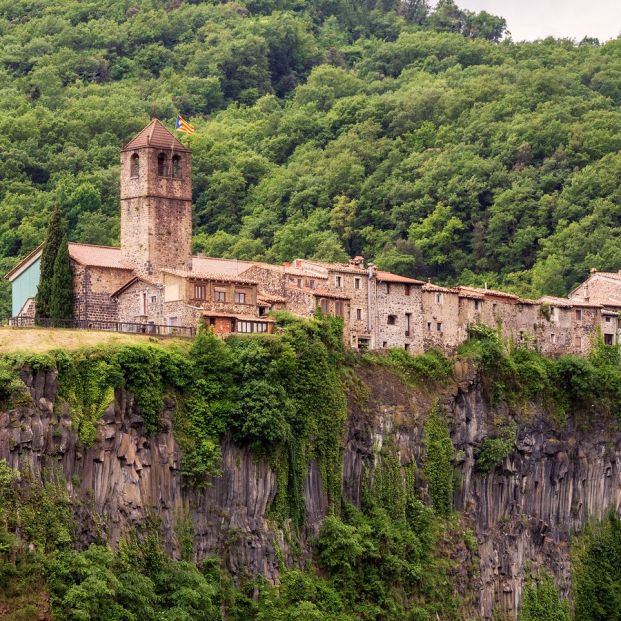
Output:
35,205,63,319
49,234,74,322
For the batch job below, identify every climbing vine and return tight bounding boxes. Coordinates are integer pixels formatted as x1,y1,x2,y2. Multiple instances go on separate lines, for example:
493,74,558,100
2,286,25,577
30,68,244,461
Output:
423,403,454,517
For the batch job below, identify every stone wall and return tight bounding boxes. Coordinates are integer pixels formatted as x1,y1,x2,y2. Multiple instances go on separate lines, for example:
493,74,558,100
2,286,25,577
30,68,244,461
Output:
422,286,462,353
375,281,424,353
73,264,131,323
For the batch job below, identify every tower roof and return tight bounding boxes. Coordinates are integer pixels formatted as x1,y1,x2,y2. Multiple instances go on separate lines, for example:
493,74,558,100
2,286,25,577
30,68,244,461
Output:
122,119,190,152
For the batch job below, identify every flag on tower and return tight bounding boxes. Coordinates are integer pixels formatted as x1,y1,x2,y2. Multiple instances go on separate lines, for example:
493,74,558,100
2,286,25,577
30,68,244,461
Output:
175,115,195,135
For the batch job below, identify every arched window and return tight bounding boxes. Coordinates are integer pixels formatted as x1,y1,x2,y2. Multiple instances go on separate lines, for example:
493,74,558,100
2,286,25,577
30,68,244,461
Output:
157,152,168,176
130,153,139,177
171,154,181,178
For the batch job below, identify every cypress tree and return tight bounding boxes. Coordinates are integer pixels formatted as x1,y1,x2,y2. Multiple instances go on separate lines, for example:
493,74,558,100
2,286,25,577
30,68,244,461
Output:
35,205,63,319
49,235,74,324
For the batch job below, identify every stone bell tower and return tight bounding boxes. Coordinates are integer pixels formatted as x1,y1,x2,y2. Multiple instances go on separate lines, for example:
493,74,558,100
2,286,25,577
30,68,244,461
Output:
120,119,192,277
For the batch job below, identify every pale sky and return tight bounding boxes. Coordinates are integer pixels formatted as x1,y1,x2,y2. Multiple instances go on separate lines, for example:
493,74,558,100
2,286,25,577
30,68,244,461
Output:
445,0,621,42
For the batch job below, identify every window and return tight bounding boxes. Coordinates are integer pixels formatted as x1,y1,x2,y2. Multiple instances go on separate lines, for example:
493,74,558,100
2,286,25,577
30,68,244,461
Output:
427,322,432,331
604,333,614,345
354,278,361,290
237,320,268,333
335,275,342,288
386,283,391,294
474,300,481,311
436,293,443,304
130,153,139,177
297,278,302,288
357,338,370,350
258,306,267,317
382,341,388,348
575,335,582,348
550,307,559,322
234,291,246,304
171,154,181,178
157,152,167,176
308,279,315,290
404,344,410,352
405,313,411,336
335,301,344,316
550,333,556,344
493,303,497,313
167,316,178,327
387,315,397,326
151,295,157,304
436,322,443,332
214,290,226,302
320,298,329,314
194,284,206,300
405,285,410,296
518,331,524,343
356,308,362,321
605,316,612,323
575,309,583,321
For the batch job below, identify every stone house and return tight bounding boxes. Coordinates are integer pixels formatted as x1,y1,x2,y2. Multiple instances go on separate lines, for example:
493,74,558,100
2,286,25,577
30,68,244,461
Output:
374,271,425,353
421,283,461,354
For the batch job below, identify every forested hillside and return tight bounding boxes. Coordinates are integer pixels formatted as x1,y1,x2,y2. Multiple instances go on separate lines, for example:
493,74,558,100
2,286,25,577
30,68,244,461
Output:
2,0,621,315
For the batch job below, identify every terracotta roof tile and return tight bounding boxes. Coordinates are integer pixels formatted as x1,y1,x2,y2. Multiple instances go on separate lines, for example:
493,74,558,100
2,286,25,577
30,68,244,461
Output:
68,243,132,270
422,283,457,293
192,256,255,276
123,119,189,152
376,270,424,285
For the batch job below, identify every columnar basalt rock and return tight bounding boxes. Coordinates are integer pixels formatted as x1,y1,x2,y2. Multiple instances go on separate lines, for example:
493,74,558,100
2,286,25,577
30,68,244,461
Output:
2,365,620,618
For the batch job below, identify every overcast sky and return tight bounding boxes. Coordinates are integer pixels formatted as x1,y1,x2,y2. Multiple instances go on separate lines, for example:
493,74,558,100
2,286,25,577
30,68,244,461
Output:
446,0,621,42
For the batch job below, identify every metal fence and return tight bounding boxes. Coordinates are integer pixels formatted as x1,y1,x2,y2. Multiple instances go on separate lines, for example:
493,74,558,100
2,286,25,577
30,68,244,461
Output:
4,316,196,338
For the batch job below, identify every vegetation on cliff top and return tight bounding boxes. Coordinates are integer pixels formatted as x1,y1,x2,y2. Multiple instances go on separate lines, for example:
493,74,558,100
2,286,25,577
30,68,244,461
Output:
3,0,621,315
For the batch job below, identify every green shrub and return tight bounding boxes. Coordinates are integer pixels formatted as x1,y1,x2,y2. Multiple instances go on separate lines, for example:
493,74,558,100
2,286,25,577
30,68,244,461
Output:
475,421,516,474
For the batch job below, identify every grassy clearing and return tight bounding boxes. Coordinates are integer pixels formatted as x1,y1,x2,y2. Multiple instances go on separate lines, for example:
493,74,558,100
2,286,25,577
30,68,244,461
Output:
0,327,190,354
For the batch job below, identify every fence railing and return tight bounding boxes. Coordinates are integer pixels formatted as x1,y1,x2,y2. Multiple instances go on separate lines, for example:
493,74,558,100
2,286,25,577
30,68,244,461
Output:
4,316,196,338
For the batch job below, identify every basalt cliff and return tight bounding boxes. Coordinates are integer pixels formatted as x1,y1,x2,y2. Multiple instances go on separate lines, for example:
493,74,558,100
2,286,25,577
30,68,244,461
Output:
2,362,620,620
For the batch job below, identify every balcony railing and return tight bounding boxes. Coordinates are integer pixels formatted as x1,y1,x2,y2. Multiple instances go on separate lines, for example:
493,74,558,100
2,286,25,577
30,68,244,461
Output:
4,317,196,338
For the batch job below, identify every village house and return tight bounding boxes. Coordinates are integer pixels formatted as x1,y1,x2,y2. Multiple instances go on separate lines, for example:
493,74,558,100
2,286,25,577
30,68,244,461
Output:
6,119,621,354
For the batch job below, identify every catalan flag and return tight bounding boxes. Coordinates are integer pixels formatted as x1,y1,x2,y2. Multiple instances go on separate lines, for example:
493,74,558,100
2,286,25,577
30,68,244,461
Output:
175,115,195,135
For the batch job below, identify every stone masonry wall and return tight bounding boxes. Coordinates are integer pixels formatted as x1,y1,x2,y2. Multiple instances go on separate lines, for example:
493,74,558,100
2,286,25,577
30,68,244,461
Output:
376,282,424,353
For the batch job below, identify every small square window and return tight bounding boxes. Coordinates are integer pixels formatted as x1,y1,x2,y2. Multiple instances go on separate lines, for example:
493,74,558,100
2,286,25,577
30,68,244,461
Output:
387,315,397,326
215,290,226,302
404,343,410,351
436,322,443,332
575,309,583,320
605,333,614,345
234,291,246,304
382,341,388,348
605,316,611,323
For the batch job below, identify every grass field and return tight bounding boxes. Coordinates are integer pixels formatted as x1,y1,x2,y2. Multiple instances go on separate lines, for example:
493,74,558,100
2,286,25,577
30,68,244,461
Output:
0,327,191,354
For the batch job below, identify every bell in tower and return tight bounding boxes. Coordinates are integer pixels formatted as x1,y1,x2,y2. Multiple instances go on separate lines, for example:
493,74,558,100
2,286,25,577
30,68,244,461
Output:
120,119,193,277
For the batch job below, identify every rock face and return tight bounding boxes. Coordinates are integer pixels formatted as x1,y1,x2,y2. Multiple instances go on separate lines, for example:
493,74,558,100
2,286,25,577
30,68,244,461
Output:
2,364,621,619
